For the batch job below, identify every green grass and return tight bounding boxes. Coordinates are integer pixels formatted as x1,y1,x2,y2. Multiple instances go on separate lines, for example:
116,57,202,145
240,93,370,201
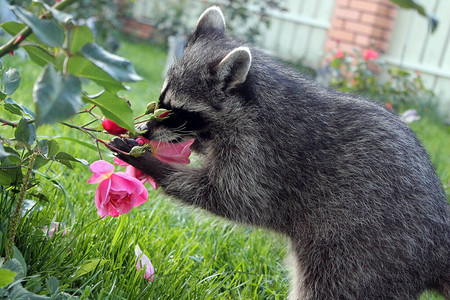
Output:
1,38,448,299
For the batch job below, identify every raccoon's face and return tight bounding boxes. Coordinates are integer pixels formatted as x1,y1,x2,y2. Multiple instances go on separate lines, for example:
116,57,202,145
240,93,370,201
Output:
141,7,252,153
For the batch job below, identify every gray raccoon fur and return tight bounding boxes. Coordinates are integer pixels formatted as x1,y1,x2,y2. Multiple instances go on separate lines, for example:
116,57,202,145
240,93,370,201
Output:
110,7,450,300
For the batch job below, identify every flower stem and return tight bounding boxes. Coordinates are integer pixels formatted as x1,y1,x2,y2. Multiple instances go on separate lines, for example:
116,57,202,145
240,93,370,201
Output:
59,121,131,156
133,113,147,121
6,152,37,260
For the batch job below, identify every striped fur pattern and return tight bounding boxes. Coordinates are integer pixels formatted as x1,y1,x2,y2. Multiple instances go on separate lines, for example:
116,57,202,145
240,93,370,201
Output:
111,7,450,299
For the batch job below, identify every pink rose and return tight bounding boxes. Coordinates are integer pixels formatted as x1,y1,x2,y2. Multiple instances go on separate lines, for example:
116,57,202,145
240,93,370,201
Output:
334,49,345,59
364,49,379,60
135,245,155,282
87,160,148,218
141,138,195,165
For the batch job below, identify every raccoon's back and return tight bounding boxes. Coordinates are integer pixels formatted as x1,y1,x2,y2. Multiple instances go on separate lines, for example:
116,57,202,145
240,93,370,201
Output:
246,53,448,231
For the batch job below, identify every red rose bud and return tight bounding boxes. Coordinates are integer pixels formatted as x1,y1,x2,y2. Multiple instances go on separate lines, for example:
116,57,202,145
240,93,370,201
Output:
13,35,25,45
102,118,128,136
153,109,170,120
145,101,158,115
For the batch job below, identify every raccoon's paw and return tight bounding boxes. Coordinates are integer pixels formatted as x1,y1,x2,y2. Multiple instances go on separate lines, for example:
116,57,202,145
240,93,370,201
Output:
108,137,138,153
107,138,149,166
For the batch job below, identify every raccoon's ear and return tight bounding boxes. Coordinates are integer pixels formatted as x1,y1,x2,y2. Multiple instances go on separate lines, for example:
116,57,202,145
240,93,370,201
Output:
193,6,226,37
217,47,252,88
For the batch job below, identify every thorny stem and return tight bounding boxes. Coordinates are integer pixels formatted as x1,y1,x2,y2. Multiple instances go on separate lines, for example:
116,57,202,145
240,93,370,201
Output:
59,122,130,156
60,122,101,133
0,0,77,58
0,117,18,127
96,140,103,160
6,152,37,260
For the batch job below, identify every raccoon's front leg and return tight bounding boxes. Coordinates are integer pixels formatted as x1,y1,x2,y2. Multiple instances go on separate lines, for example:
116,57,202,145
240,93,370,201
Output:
108,138,230,220
108,138,175,183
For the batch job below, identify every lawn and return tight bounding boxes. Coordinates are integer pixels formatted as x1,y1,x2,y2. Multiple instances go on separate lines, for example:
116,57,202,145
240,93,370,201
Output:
1,38,448,299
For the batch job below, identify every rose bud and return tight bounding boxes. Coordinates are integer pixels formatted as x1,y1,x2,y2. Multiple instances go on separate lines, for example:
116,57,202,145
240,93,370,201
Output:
153,109,170,120
102,118,128,136
145,101,158,115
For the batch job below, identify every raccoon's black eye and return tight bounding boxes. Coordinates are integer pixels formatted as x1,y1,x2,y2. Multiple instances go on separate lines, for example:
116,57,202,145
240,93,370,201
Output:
161,107,209,133
157,101,172,111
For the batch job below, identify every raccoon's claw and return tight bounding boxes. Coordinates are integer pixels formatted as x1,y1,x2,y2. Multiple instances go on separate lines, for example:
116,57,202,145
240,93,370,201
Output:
108,137,139,154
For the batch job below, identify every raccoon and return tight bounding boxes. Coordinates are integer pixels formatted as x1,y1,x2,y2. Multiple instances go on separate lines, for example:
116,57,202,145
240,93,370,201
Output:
110,7,450,300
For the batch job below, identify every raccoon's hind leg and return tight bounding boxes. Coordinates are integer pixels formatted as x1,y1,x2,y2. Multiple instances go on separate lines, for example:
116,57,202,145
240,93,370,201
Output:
286,244,308,300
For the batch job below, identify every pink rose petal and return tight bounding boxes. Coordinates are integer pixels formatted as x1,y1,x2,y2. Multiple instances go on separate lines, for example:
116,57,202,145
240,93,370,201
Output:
88,160,115,184
135,245,155,282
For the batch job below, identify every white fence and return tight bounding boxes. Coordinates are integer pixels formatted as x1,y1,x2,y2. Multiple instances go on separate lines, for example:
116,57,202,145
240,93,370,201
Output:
384,0,450,109
131,0,335,68
131,0,450,111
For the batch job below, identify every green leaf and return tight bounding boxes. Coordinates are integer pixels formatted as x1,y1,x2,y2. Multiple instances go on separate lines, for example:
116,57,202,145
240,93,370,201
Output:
389,0,438,33
14,118,29,141
0,21,39,43
15,117,36,146
37,139,60,159
0,170,12,185
81,43,143,82
47,140,60,158
2,258,24,280
23,45,54,67
11,6,64,47
4,98,23,116
33,64,83,126
33,155,50,170
0,268,16,288
74,259,108,279
54,152,77,169
82,92,135,133
8,284,51,299
54,152,78,162
46,276,59,295
67,56,125,92
13,246,27,277
0,90,6,100
69,25,94,54
3,98,35,118
2,68,21,95
0,145,20,161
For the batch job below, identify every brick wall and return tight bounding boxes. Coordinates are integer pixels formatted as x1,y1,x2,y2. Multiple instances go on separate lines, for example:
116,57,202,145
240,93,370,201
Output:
325,0,397,54
122,18,154,40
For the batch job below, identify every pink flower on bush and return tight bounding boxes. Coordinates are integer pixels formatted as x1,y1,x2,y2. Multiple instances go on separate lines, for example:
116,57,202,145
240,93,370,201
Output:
87,160,148,218
114,139,195,190
140,138,195,165
364,49,379,60
334,49,345,59
135,245,155,282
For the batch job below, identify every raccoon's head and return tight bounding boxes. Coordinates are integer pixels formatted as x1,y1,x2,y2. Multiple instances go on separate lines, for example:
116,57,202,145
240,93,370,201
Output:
142,7,253,153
